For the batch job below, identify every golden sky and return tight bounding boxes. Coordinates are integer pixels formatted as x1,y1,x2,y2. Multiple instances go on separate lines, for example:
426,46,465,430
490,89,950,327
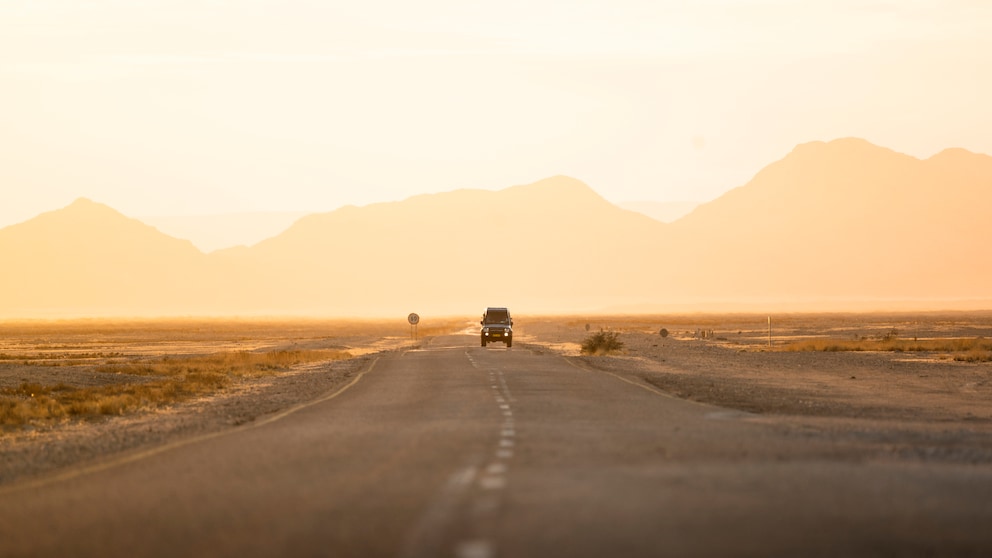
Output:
2,0,990,228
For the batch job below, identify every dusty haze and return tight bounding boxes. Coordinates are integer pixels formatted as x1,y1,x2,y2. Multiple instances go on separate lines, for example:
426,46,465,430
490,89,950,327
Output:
1,139,990,318
3,2,990,227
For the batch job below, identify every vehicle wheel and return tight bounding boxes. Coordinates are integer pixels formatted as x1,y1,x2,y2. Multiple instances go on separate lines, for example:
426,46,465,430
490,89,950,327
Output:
481,339,487,347
506,339,512,348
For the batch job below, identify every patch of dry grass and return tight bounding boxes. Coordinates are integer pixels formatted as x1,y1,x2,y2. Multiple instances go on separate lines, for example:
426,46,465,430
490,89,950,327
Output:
94,349,348,377
0,317,472,434
955,347,992,362
0,316,473,434
779,337,992,361
0,317,464,345
1,349,349,430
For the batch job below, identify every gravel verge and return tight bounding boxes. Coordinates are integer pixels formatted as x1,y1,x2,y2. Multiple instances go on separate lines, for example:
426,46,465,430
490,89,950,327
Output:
520,318,992,466
0,353,378,488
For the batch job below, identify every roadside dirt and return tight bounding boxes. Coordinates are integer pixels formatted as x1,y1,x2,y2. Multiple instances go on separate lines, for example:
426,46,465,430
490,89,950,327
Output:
4,313,992,487
0,320,424,488
519,313,992,465
0,355,382,487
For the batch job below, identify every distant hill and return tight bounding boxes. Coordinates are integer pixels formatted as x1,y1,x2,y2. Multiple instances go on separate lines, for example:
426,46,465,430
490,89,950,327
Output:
212,175,668,315
664,138,992,302
1,140,990,317
0,199,217,315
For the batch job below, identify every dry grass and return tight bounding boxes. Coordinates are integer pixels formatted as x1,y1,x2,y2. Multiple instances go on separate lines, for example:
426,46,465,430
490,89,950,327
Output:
779,337,992,361
0,317,468,434
0,317,463,342
0,314,465,435
1,349,349,429
93,349,348,377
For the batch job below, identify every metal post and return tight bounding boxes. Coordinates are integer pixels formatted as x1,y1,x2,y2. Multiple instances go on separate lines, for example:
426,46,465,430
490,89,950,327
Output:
767,316,771,348
407,313,420,341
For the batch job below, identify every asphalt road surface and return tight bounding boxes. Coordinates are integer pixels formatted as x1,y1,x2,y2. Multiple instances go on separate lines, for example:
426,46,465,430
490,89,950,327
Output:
3,335,992,557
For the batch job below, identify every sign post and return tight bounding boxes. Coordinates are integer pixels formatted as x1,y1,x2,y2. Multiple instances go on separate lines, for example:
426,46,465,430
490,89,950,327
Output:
408,313,420,341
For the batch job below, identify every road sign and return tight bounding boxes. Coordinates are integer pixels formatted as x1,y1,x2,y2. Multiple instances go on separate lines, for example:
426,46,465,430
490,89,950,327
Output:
408,313,420,325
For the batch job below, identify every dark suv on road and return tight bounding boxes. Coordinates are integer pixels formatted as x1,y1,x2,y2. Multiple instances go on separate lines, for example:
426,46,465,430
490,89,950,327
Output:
481,307,513,348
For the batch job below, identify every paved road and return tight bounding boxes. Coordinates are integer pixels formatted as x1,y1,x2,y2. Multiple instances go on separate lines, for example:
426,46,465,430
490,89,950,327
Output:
3,335,992,557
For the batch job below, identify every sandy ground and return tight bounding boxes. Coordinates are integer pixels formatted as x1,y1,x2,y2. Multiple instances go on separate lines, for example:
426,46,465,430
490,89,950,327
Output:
519,314,992,464
518,314,992,420
0,320,424,487
3,313,992,487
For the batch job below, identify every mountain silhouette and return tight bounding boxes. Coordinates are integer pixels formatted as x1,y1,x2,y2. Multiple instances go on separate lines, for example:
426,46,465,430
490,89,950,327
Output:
0,199,215,315
213,175,667,315
665,138,992,303
1,141,990,317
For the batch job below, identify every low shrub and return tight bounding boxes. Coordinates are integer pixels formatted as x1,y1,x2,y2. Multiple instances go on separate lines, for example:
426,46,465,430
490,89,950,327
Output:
581,330,624,355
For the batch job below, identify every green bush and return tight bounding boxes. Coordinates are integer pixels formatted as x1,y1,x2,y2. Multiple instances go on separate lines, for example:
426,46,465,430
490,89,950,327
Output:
581,330,624,355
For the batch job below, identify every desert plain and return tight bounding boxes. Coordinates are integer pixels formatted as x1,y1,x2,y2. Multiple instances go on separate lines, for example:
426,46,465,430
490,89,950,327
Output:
3,312,991,489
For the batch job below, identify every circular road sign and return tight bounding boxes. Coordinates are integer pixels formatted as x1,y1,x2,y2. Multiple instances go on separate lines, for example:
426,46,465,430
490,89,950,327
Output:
408,313,420,325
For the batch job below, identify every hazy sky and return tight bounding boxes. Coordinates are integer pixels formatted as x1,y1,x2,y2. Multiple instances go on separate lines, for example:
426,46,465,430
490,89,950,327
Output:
2,0,990,228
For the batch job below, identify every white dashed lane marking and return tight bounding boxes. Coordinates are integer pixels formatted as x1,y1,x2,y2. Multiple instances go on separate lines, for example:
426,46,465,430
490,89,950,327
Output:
456,540,495,558
398,466,478,558
455,351,523,558
479,476,507,490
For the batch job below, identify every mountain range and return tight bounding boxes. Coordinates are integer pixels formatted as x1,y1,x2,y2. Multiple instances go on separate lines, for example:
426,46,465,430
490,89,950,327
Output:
140,211,308,253
2,138,990,317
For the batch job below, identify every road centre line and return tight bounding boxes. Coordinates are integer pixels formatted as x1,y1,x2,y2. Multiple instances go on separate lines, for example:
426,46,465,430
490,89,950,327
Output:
486,463,508,474
454,352,515,558
399,465,480,558
479,475,507,490
455,539,495,558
